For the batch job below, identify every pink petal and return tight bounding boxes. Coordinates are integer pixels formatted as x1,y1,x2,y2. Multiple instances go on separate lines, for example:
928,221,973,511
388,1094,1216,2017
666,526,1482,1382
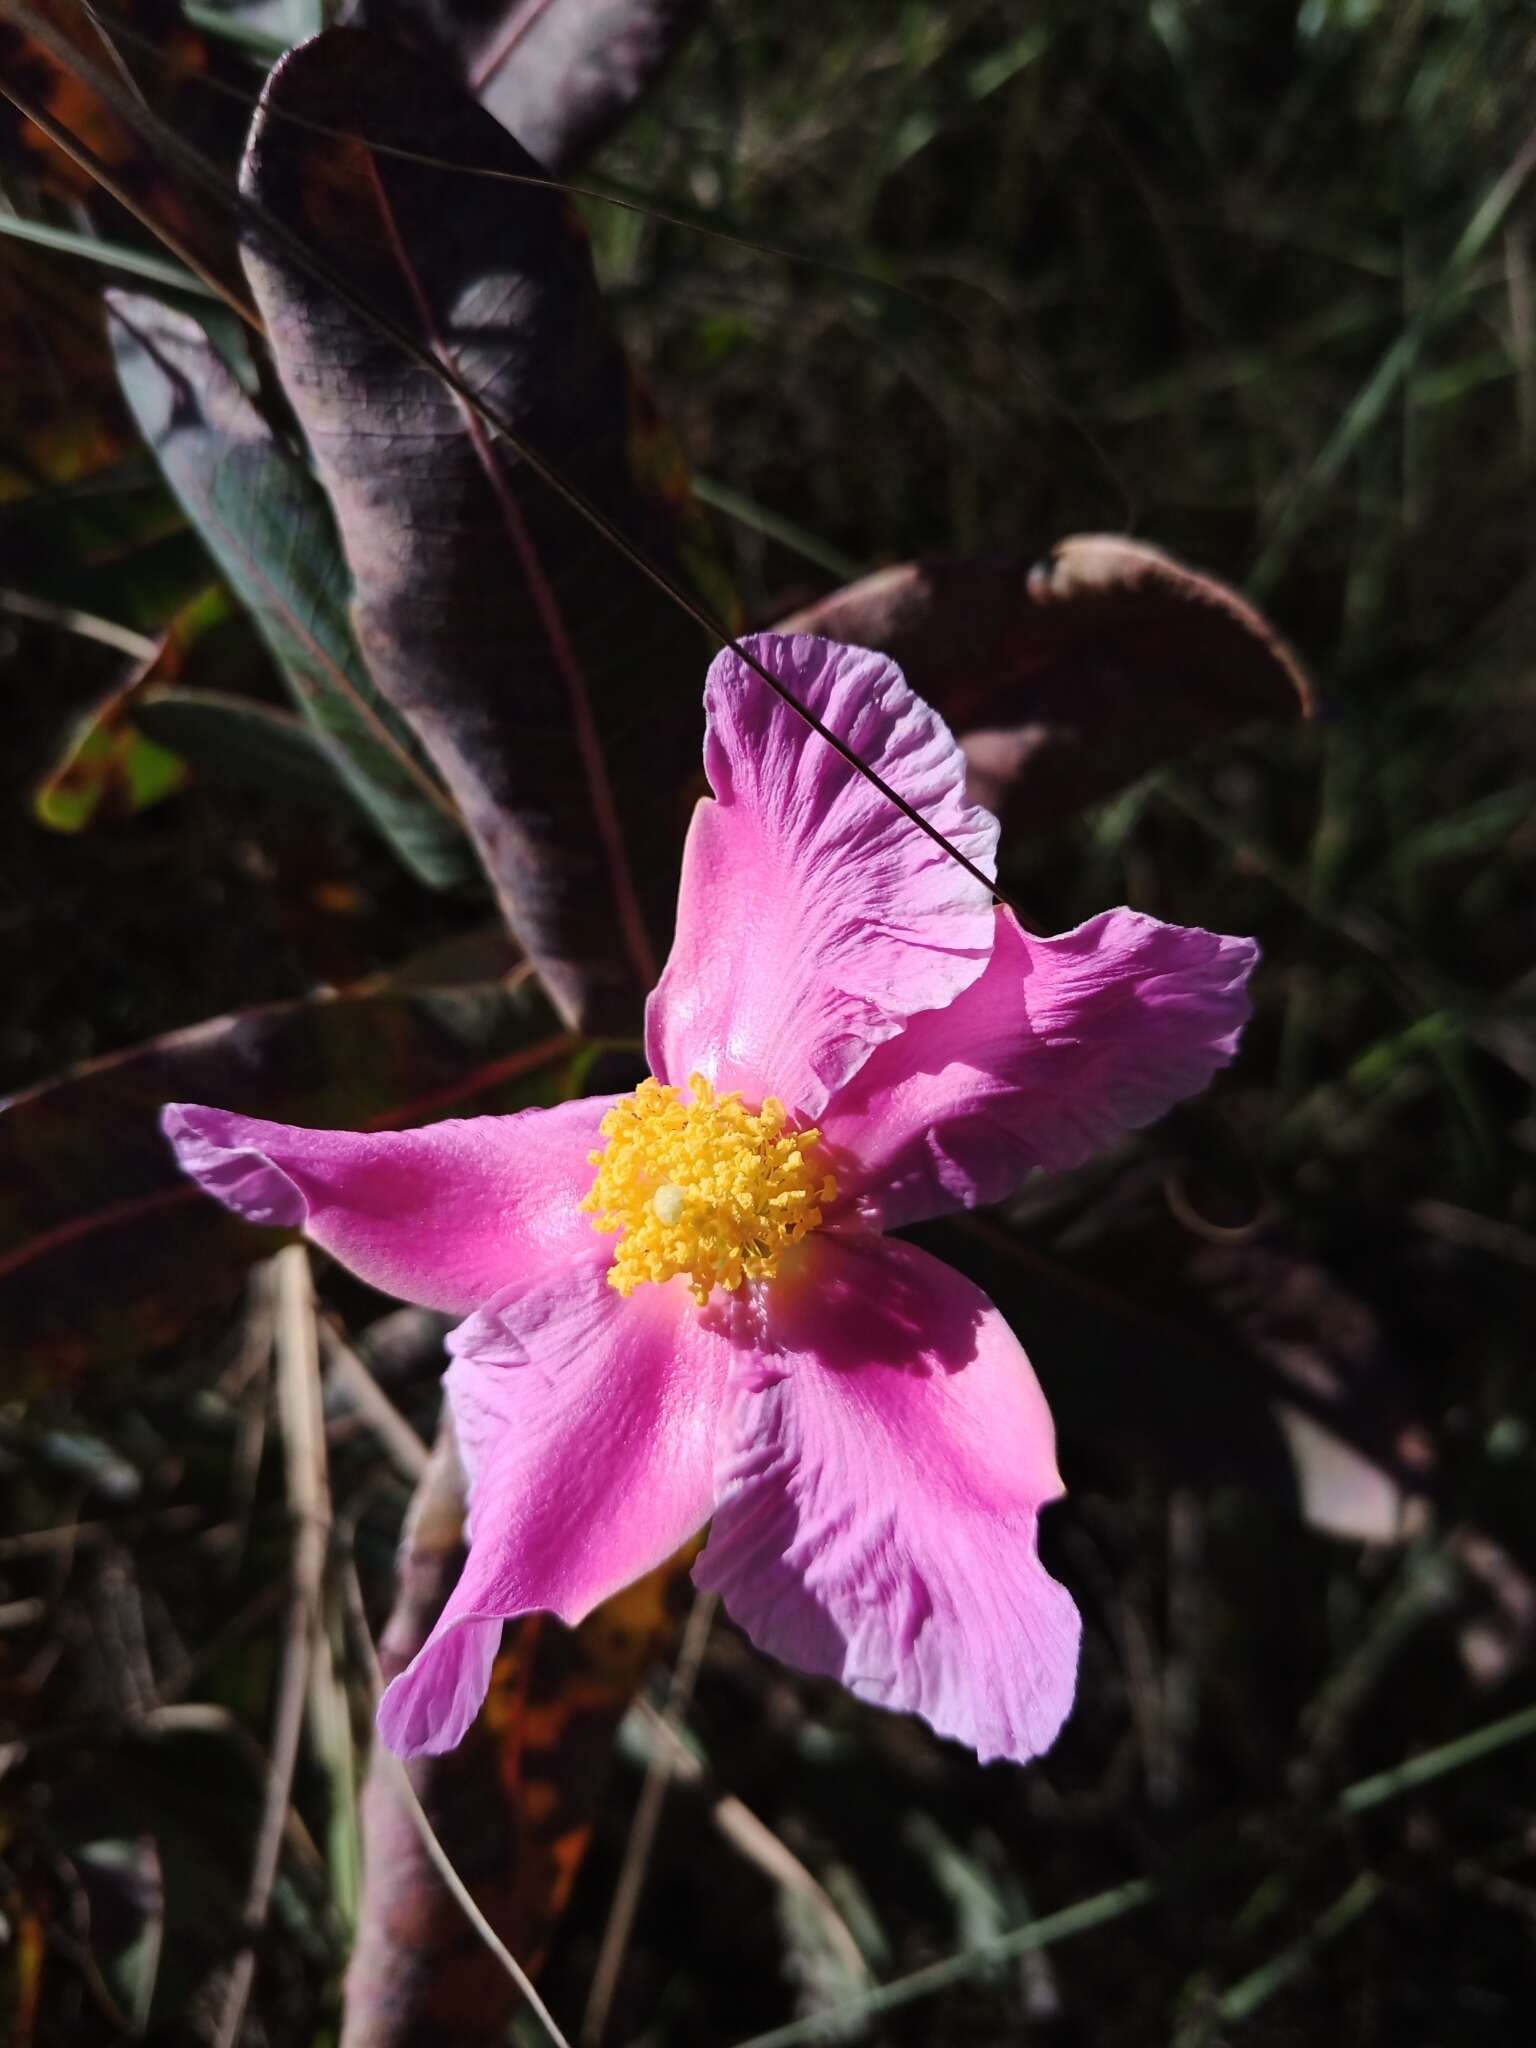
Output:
646,633,999,1119
695,1234,1079,1766
377,1258,727,1756
162,1095,613,1315
822,907,1257,1229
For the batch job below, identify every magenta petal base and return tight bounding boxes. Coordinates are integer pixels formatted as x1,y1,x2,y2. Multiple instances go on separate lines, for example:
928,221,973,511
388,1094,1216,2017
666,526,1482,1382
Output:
375,1260,727,1756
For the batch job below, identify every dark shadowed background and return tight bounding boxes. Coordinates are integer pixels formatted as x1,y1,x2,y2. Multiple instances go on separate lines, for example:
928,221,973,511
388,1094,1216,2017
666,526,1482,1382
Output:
3,2,1536,2043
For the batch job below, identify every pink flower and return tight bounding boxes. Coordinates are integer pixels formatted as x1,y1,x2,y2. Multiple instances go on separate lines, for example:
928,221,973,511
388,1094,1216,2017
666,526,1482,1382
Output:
165,635,1256,1766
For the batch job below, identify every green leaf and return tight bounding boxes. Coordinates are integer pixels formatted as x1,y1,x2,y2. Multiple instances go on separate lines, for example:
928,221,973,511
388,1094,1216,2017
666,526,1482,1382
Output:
34,703,187,830
180,0,313,60
105,292,480,893
0,208,218,296
1388,782,1536,876
1,461,212,634
29,586,233,833
134,687,361,811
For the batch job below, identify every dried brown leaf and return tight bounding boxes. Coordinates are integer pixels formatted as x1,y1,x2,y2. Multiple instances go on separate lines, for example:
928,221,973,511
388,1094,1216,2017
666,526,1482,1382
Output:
778,537,1312,832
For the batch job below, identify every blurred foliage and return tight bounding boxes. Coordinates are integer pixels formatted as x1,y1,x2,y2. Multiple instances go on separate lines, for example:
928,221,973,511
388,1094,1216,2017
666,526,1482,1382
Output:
2,1,1536,2045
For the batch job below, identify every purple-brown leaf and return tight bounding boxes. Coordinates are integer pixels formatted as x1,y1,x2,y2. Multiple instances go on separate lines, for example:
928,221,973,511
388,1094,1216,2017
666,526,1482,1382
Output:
777,536,1312,832
353,0,705,171
239,27,725,1029
0,980,574,1392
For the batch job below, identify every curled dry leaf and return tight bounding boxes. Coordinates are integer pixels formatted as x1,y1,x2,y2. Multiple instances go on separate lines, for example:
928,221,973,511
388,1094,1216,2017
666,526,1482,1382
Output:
777,537,1313,833
132,686,376,812
354,0,706,172
240,27,725,1029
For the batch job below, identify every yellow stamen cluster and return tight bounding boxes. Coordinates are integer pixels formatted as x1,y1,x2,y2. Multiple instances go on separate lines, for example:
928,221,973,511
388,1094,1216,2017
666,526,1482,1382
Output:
581,1074,837,1304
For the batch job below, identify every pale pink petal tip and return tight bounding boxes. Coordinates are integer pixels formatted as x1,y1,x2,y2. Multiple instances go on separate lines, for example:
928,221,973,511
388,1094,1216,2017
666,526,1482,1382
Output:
376,1617,501,1758
824,907,1260,1229
697,1236,1081,1766
163,1102,308,1229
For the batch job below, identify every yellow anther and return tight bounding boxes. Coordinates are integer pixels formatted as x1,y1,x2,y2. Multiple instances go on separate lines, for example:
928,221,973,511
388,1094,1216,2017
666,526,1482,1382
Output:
580,1073,837,1305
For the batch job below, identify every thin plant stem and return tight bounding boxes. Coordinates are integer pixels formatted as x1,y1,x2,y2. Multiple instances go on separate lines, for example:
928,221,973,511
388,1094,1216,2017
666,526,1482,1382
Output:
319,1323,431,1483
1215,1871,1382,2024
581,1589,718,2045
385,1753,575,2048
0,69,260,328
627,1699,870,1992
0,207,216,293
727,1693,1536,2048
1249,121,1536,596
0,584,157,660
731,1877,1160,2048
215,1246,327,2048
692,475,865,582
1338,1698,1536,1815
63,0,954,321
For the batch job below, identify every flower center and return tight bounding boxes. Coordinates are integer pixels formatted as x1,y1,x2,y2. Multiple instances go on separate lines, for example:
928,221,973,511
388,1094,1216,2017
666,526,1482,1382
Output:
581,1074,837,1305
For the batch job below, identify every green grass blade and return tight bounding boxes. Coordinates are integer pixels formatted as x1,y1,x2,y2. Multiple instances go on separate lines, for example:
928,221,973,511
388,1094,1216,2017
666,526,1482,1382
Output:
692,475,865,583
0,210,217,296
1250,125,1536,596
